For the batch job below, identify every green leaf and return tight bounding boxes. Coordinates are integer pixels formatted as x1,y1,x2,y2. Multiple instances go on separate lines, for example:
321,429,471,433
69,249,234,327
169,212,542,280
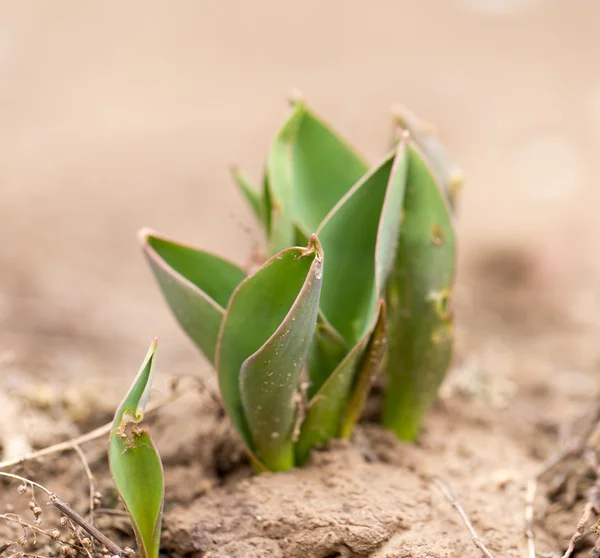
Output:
267,100,368,253
295,337,366,465
317,136,408,347
140,229,246,364
296,301,388,463
375,133,410,293
391,104,463,210
240,236,323,471
339,300,387,439
262,171,273,237
216,237,323,471
109,339,164,558
382,144,456,441
306,311,348,399
231,166,266,226
293,140,408,461
268,203,297,256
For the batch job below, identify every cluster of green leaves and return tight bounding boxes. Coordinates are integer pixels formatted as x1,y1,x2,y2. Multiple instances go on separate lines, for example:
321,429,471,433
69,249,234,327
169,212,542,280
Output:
233,100,461,442
139,98,461,472
109,340,164,558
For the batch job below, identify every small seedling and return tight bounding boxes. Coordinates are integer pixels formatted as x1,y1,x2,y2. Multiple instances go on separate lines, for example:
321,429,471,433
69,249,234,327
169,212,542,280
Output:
140,96,461,471
109,339,164,558
0,341,169,558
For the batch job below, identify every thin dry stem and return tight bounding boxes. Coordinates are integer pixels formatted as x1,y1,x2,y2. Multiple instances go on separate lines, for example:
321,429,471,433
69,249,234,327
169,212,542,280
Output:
537,402,600,481
561,501,594,558
0,389,179,471
50,495,125,558
433,477,495,558
65,515,94,558
523,400,600,558
1,471,125,558
0,512,81,553
71,444,95,526
7,553,53,558
0,472,52,496
0,513,43,542
525,479,537,558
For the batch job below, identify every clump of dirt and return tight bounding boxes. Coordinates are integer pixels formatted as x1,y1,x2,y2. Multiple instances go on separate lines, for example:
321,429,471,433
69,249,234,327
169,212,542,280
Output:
160,387,546,558
166,442,412,558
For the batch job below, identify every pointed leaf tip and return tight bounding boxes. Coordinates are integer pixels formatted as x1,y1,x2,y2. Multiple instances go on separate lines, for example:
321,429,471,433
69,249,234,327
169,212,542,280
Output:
287,88,306,106
267,102,368,254
138,226,156,246
141,231,246,364
306,233,323,260
231,167,266,226
113,339,158,420
316,141,406,347
390,104,463,211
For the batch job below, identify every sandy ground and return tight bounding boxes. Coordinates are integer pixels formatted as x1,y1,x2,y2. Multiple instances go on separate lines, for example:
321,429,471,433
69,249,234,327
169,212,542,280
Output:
2,1,600,556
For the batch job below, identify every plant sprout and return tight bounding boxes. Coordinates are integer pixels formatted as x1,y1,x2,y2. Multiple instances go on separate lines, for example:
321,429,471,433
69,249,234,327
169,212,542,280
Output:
232,99,460,442
109,339,164,558
139,96,461,471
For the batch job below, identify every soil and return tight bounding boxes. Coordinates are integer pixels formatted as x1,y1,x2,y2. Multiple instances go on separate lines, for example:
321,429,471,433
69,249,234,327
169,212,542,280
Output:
3,241,600,558
3,2,600,557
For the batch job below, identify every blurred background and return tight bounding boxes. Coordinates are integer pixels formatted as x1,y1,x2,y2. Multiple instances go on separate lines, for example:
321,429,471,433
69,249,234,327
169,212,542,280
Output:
1,0,599,391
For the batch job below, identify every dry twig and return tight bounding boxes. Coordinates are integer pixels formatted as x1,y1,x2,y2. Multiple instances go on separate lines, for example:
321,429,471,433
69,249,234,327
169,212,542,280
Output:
0,471,52,496
64,515,94,558
537,403,600,481
525,479,537,558
433,476,495,558
72,444,95,526
0,388,179,471
561,501,594,558
590,537,600,558
524,400,600,557
0,471,126,558
50,495,125,557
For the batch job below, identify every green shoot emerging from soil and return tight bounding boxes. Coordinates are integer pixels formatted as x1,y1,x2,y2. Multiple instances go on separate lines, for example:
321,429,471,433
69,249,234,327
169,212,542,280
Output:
140,95,461,472
109,339,164,558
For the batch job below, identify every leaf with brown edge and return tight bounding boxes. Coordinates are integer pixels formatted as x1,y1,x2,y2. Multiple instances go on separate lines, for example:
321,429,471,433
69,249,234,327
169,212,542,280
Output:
216,236,323,471
294,315,372,466
306,310,348,400
295,299,387,464
294,138,409,461
382,144,457,441
391,104,463,210
266,99,368,255
109,339,164,558
339,300,387,439
316,134,408,348
139,229,246,364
